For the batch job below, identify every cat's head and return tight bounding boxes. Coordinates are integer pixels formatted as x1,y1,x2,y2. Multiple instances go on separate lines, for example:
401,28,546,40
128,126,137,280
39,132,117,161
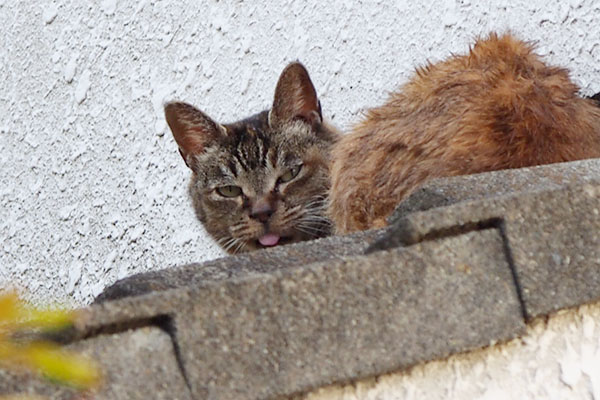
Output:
165,62,339,253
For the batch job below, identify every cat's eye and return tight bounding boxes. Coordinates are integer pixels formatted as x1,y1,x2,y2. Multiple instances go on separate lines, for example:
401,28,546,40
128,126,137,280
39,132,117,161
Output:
279,165,302,183
216,185,242,197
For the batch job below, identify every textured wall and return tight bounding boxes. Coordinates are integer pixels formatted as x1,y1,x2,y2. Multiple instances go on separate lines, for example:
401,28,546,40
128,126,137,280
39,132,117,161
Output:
1,1,600,306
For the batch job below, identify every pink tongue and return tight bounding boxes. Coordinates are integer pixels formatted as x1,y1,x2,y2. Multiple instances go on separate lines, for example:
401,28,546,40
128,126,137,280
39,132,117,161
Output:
258,233,280,247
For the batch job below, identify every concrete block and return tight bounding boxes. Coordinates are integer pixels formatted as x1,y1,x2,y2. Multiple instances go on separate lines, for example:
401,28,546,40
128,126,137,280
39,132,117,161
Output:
171,229,523,399
391,158,600,221
0,327,193,400
374,183,600,319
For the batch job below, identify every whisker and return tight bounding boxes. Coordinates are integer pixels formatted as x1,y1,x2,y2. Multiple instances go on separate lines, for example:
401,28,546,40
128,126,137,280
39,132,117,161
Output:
303,203,327,211
300,215,331,223
295,222,330,237
297,221,329,231
223,238,240,253
233,239,246,254
294,226,325,238
217,237,234,247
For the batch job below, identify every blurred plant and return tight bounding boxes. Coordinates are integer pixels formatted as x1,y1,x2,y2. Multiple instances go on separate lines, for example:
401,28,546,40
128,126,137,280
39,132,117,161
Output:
0,291,100,392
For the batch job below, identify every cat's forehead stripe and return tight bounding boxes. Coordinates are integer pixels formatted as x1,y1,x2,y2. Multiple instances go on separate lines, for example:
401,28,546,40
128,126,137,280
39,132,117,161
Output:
230,127,273,172
226,159,239,178
268,147,278,168
255,130,266,167
208,110,329,182
233,146,249,171
258,131,270,168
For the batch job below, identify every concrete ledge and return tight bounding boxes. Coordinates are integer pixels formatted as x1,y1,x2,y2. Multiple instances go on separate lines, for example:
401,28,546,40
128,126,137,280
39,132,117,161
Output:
0,370,78,399
68,227,524,399
0,327,193,399
3,160,600,399
75,327,193,399
371,183,600,320
95,229,380,303
172,228,523,399
390,158,600,222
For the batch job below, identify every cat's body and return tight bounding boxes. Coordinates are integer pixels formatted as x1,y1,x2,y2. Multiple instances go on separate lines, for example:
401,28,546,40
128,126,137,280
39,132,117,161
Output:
329,33,600,233
166,63,339,253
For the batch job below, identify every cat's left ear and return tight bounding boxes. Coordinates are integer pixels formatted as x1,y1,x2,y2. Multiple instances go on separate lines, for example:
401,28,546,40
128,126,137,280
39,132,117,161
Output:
269,62,322,129
164,102,227,170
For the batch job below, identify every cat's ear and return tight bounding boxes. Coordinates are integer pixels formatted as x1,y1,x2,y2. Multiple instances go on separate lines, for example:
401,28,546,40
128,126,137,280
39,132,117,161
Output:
164,102,226,169
269,62,322,129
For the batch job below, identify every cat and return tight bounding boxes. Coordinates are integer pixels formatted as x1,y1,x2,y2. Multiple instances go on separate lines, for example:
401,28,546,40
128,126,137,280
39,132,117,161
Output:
165,62,339,253
329,32,600,234
589,92,600,106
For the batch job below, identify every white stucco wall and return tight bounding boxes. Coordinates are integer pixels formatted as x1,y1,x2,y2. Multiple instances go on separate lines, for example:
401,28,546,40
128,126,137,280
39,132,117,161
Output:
2,1,600,398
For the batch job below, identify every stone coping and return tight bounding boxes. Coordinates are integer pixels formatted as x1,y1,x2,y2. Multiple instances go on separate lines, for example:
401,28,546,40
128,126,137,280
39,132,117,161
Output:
2,158,600,399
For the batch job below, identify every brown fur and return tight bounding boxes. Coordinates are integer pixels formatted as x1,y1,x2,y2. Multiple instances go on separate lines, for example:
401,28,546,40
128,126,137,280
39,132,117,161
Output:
329,33,600,233
165,63,339,253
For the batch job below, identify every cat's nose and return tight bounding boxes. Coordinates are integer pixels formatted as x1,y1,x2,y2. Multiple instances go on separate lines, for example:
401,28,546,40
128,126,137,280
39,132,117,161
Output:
250,199,274,223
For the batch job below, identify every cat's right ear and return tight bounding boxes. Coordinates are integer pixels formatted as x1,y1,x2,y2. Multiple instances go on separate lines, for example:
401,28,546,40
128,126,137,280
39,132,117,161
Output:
164,102,226,169
269,62,322,130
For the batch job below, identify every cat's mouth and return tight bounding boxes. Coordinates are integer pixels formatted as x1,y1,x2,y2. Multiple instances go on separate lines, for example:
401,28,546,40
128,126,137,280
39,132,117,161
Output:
258,233,280,247
255,233,294,248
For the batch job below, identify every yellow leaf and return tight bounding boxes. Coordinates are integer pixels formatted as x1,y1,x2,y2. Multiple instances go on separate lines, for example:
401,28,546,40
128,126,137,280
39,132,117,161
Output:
25,343,100,389
0,292,101,391
0,292,20,326
19,308,74,332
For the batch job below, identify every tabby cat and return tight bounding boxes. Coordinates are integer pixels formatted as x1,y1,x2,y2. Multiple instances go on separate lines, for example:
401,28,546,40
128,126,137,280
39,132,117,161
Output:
329,33,600,233
165,63,339,253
